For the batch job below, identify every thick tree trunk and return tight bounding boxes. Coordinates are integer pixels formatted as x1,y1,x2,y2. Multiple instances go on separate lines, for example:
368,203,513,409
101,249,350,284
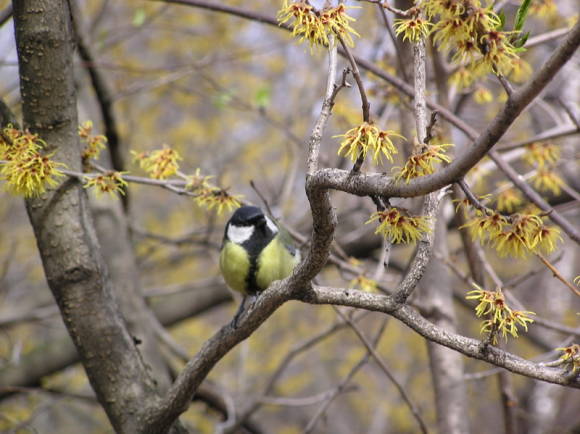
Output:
12,1,161,431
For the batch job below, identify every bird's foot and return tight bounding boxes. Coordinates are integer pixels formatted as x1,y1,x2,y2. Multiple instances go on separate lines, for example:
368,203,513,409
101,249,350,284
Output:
231,294,258,329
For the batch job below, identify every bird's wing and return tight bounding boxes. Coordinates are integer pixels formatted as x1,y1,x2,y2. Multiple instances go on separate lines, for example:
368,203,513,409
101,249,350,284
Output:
269,215,300,258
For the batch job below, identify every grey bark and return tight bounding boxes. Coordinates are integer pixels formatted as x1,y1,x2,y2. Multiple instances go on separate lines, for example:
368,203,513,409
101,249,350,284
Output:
0,283,230,392
11,1,168,431
91,199,172,389
421,215,471,434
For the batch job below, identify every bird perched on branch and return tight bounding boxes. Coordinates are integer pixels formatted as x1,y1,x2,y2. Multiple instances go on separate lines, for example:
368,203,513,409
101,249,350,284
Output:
220,205,301,327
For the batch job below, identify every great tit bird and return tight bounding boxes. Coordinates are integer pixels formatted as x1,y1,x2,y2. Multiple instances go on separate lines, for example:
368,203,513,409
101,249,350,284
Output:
220,205,300,325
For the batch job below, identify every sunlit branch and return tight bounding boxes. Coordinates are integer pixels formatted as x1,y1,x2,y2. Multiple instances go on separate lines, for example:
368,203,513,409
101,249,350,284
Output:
303,285,580,388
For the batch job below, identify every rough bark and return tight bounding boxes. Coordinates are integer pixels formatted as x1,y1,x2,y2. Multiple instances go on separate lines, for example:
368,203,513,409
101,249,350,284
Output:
12,1,163,431
91,199,172,389
0,283,230,394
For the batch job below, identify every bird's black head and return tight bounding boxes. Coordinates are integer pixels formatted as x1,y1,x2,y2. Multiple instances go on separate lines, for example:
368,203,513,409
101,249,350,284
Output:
229,206,266,228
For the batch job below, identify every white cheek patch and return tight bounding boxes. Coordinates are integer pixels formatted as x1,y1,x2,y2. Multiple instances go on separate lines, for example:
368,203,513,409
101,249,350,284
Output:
227,224,254,244
265,216,278,234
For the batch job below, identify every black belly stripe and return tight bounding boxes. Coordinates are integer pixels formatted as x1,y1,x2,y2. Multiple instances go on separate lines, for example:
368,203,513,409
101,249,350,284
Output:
241,228,275,294
246,255,260,294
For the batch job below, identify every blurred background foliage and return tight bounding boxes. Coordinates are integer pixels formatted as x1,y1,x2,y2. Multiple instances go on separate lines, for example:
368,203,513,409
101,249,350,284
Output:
0,0,579,432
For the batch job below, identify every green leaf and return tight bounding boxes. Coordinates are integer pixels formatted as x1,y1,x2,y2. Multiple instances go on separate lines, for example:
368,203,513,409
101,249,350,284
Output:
514,0,532,32
132,9,146,27
498,10,506,30
213,91,234,109
254,87,271,109
514,31,530,49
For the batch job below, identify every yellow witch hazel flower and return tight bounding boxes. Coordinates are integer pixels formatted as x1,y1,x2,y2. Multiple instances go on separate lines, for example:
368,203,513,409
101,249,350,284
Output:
84,171,128,196
132,146,181,180
395,143,453,183
497,214,562,258
508,57,532,83
321,4,360,47
478,30,521,76
425,0,522,78
466,283,534,344
527,223,562,255
394,16,433,43
529,0,558,20
183,168,242,215
335,122,404,165
460,211,508,243
1,151,65,198
185,168,214,192
495,182,523,213
555,344,580,373
449,66,478,90
523,142,560,168
79,121,107,163
277,1,360,50
473,86,493,104
492,229,529,258
367,207,431,244
195,188,243,215
350,275,378,293
531,168,564,195
0,126,65,198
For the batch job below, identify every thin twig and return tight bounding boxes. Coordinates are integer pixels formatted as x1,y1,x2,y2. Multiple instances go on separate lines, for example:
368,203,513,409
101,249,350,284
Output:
336,34,371,173
334,308,429,434
536,253,580,296
303,318,388,433
227,312,369,433
355,0,413,17
496,124,579,152
497,74,514,98
306,36,339,175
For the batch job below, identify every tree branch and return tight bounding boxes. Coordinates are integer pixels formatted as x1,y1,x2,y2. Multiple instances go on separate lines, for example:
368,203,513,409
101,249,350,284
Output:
302,285,580,388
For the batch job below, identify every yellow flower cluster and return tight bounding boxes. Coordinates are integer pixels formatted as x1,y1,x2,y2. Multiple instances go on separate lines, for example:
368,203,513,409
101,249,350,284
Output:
523,142,560,168
408,0,528,85
335,122,404,165
461,211,562,258
277,1,359,49
473,86,493,104
531,168,564,196
393,16,432,43
79,121,107,163
529,0,558,20
0,125,65,198
556,344,580,373
84,171,128,196
523,142,563,196
466,284,535,344
349,275,378,293
132,146,182,180
367,207,431,244
495,182,523,213
195,188,243,215
186,168,243,215
395,143,453,183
